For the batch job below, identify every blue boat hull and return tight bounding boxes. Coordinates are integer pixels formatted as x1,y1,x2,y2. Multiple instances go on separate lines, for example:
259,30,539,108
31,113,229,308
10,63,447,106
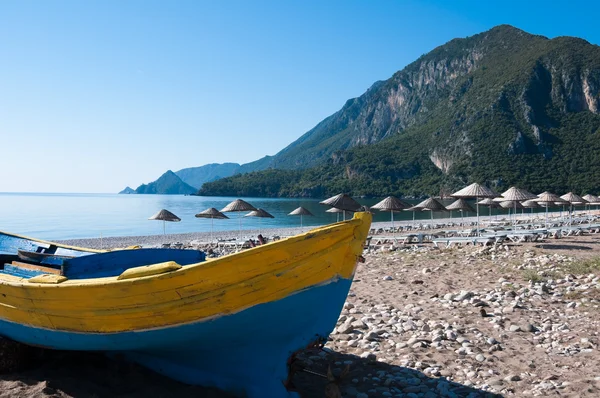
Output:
0,277,353,397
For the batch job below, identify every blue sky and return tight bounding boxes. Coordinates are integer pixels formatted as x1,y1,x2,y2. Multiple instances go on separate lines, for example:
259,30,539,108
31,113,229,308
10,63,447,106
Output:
1,0,599,193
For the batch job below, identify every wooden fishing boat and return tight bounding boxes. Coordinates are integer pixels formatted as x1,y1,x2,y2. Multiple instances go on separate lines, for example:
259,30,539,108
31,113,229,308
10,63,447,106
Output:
0,211,372,397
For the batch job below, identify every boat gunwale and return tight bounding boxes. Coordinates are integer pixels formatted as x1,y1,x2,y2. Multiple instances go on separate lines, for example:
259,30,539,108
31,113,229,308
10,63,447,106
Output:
0,216,366,289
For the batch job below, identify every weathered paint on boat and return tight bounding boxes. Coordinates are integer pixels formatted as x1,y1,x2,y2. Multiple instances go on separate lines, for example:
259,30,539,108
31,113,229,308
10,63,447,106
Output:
0,212,372,397
0,230,102,256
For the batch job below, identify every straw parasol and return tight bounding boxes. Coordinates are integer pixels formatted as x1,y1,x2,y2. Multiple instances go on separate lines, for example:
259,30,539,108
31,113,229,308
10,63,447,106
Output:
501,187,537,202
288,206,314,227
560,192,588,225
452,183,497,236
221,199,257,242
320,193,361,220
326,207,347,222
477,198,501,220
446,198,475,225
521,199,540,217
498,187,537,230
371,196,411,232
499,200,523,225
499,200,524,209
244,208,274,235
583,194,600,206
534,192,567,227
404,205,422,226
414,197,447,222
195,208,229,244
583,194,600,214
148,209,181,235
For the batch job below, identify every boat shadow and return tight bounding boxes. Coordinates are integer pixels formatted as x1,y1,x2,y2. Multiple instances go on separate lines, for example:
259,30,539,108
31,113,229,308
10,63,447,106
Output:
0,346,503,397
291,348,504,398
0,350,235,398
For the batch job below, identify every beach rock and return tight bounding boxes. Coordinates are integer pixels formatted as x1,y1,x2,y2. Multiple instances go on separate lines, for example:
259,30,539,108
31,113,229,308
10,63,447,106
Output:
509,325,521,332
455,290,473,301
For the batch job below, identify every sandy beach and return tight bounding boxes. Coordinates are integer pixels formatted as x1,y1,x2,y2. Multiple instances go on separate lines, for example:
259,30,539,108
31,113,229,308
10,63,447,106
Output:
2,218,600,397
54,214,504,250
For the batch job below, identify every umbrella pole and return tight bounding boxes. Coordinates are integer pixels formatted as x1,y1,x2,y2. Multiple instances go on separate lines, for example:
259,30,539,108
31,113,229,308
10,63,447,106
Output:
391,210,394,235
513,202,516,231
476,199,480,237
211,217,214,246
239,214,242,246
300,214,303,228
163,220,166,235
343,211,346,221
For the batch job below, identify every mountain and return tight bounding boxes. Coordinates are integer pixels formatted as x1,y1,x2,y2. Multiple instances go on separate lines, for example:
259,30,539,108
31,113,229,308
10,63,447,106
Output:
118,186,135,194
134,170,197,195
200,25,600,198
175,163,241,189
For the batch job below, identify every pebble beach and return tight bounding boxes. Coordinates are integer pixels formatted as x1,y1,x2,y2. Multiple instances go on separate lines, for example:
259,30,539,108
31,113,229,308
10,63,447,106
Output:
2,217,600,397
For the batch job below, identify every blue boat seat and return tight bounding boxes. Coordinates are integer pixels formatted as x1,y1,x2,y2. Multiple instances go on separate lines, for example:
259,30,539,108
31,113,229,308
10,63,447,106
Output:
62,248,206,279
2,261,62,279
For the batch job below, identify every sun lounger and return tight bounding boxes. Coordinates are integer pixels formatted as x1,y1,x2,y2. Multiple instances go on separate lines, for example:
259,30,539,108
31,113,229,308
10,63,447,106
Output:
561,227,583,237
372,234,418,245
507,233,540,243
432,236,495,248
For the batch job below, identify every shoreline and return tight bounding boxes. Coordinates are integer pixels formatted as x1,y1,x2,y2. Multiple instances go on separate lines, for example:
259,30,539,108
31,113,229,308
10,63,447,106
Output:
55,208,595,250
55,213,522,250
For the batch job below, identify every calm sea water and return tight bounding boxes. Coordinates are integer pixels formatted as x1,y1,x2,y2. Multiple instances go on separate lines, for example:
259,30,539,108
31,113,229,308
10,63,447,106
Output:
0,193,544,240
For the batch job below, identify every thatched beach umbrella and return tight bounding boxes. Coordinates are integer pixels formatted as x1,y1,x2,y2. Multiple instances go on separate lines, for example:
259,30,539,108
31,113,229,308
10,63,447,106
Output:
371,196,411,232
446,198,475,225
244,208,274,235
326,207,348,222
583,194,600,214
415,197,447,222
499,187,537,230
500,200,524,209
320,193,361,221
221,199,257,242
452,183,497,236
499,200,524,226
195,208,229,244
521,199,540,217
534,192,567,227
477,198,501,221
148,209,181,235
288,206,313,227
404,205,422,226
560,192,588,225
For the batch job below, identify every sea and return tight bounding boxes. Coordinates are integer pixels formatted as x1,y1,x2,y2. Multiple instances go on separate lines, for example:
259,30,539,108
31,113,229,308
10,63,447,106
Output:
0,192,544,241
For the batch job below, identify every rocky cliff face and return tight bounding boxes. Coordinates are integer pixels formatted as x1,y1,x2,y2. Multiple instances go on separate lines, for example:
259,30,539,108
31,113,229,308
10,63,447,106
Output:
249,25,599,175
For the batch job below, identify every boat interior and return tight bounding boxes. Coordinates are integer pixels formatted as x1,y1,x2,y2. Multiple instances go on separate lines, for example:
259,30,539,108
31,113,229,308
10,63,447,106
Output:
0,246,206,280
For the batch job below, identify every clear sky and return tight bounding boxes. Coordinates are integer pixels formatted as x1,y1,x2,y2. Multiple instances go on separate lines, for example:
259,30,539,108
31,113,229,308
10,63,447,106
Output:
1,0,599,193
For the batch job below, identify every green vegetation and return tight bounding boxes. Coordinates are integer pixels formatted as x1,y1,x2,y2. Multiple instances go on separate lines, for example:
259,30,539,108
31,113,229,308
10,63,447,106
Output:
522,269,543,283
200,25,600,198
563,257,600,275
